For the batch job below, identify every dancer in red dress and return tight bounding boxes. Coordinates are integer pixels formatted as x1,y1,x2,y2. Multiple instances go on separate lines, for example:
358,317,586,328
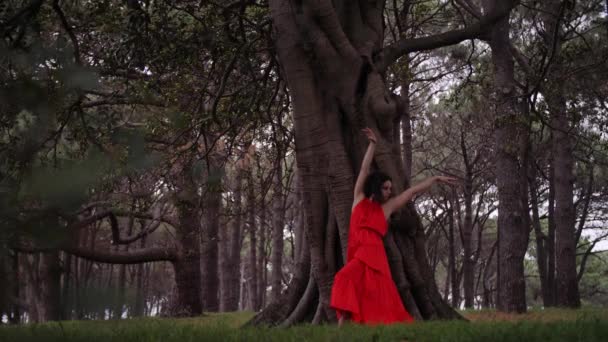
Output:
330,128,457,326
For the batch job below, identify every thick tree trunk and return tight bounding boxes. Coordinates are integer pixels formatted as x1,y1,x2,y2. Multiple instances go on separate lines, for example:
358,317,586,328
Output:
487,4,528,313
24,252,62,323
172,173,203,316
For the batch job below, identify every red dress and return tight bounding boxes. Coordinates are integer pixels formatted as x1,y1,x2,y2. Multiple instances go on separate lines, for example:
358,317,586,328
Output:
330,198,414,324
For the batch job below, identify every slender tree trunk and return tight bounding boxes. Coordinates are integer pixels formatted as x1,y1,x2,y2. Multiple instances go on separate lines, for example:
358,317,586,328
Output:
487,0,528,313
10,251,20,324
202,160,222,312
247,169,259,311
547,164,557,306
448,206,459,308
39,252,62,322
61,253,71,319
221,171,244,311
113,214,134,319
400,62,413,183
257,198,268,309
549,93,580,308
270,156,284,301
482,241,497,309
461,134,475,309
529,176,551,307
133,234,147,317
539,0,580,308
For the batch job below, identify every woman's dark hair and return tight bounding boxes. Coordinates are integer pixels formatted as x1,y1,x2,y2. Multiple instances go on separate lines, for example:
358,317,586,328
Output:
363,171,391,201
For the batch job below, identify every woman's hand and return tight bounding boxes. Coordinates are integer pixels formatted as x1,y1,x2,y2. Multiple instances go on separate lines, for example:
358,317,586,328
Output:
434,176,459,186
362,127,377,144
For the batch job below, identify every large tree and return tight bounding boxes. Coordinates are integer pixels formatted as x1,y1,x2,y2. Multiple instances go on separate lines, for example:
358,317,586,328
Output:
249,0,520,325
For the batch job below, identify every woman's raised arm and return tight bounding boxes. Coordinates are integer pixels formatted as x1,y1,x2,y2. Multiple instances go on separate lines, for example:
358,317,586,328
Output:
382,176,458,217
353,128,377,206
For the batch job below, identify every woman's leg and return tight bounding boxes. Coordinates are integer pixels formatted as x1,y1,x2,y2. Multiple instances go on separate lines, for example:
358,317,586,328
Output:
338,310,351,327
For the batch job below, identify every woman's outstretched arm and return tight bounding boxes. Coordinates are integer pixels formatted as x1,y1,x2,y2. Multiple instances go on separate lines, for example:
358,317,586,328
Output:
353,128,377,206
383,176,458,217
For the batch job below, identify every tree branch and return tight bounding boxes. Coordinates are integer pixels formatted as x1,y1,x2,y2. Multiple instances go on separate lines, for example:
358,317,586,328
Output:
81,99,165,108
109,206,166,245
52,0,81,65
69,208,178,231
454,0,482,18
13,241,178,264
63,245,177,264
376,0,520,72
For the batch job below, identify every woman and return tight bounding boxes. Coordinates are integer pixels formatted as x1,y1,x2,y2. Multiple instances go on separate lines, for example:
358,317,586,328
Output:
330,127,457,326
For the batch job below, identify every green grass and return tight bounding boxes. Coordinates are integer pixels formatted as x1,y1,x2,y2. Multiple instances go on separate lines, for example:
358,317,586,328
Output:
1,308,607,342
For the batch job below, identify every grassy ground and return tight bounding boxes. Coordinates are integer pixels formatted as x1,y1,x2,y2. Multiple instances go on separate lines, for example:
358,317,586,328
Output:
1,308,607,342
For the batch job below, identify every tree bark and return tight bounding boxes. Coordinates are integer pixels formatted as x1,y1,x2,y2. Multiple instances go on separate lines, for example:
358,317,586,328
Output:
61,253,71,319
529,174,551,307
246,169,259,311
38,252,62,322
486,0,528,313
542,0,581,308
11,251,21,323
133,234,147,317
202,157,223,312
257,196,268,309
461,132,475,309
270,155,285,301
221,170,244,311
448,205,460,308
546,163,557,306
173,194,203,316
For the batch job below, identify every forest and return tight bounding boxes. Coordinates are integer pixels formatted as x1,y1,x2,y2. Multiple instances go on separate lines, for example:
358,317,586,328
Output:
1,0,607,328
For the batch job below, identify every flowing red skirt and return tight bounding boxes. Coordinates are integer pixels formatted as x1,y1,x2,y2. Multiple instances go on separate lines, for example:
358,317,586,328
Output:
330,258,414,325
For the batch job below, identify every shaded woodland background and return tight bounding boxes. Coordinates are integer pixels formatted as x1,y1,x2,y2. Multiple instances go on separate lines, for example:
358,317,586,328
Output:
1,0,607,324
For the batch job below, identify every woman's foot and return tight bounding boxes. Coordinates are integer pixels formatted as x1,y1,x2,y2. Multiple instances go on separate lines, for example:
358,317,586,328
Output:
338,310,349,328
